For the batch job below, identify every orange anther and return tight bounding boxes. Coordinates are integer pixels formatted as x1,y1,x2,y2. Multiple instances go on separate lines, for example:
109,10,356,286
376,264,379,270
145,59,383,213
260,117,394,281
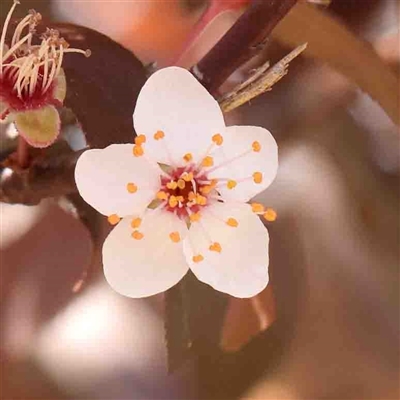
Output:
226,218,238,227
176,196,184,202
177,179,186,189
200,185,212,195
190,212,201,222
135,134,146,145
131,230,144,240
253,171,263,184
227,180,237,189
212,133,223,146
202,156,214,168
169,195,178,208
188,191,196,201
252,141,261,152
196,194,207,205
156,191,169,200
131,217,142,229
182,172,193,182
169,231,181,243
183,153,193,162
251,203,265,213
133,144,144,157
193,254,204,263
107,214,120,225
154,130,165,140
166,181,178,190
126,182,138,193
209,242,222,253
263,208,277,222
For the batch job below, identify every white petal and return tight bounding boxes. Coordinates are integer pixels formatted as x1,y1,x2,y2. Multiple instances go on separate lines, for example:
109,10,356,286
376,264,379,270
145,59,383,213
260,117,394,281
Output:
183,202,269,298
133,67,225,165
75,144,161,217
103,210,189,298
209,126,278,202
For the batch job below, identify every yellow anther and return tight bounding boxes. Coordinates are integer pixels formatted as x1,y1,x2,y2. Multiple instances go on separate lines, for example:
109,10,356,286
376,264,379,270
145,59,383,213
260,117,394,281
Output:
131,230,144,240
156,191,169,200
182,172,193,182
200,185,212,195
176,196,184,202
135,134,146,145
169,195,178,208
190,212,201,222
263,208,277,222
183,153,193,163
107,214,120,225
252,141,261,152
126,182,138,193
226,218,239,227
251,203,265,213
202,156,214,168
166,181,178,190
196,194,207,205
193,254,204,263
253,171,263,184
133,144,144,157
188,191,196,201
154,130,165,140
169,231,181,243
212,133,223,146
209,242,222,253
131,217,142,229
227,180,237,190
177,179,186,190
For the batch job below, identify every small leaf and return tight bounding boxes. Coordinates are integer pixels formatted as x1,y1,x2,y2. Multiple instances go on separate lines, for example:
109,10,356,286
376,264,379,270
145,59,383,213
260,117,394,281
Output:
14,105,60,148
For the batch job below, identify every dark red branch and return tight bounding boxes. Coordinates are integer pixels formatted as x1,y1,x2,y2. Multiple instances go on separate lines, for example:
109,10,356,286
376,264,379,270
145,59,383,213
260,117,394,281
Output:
191,0,299,94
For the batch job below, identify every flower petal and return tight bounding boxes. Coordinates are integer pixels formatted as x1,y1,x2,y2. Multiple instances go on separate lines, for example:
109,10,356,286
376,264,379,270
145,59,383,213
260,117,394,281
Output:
103,210,189,298
75,144,161,217
209,125,278,202
183,202,269,298
14,105,60,148
133,67,225,165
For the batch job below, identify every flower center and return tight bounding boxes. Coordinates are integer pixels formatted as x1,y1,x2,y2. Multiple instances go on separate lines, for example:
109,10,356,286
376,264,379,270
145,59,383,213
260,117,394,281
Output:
157,166,217,219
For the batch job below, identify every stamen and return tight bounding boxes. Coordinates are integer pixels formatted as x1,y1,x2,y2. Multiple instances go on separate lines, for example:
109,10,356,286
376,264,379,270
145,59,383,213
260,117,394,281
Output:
182,172,193,182
188,191,196,201
195,194,207,206
166,181,178,190
253,172,263,184
212,133,223,146
263,208,277,222
183,153,193,163
131,217,142,229
154,130,165,140
226,218,239,227
0,0,20,74
201,156,214,168
227,180,237,189
131,230,144,240
252,141,261,152
108,214,120,225
169,195,178,208
209,242,222,253
169,232,181,243
126,183,138,193
251,203,265,213
177,179,186,190
190,212,201,222
133,144,144,157
192,254,204,263
135,134,146,145
156,191,169,200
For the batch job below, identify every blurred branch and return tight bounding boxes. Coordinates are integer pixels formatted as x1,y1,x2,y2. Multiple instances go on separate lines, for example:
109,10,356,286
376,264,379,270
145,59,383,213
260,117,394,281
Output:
219,43,307,112
191,0,299,94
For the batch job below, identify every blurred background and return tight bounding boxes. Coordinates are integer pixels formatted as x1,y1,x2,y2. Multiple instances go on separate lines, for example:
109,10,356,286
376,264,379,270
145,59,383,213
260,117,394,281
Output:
1,0,399,399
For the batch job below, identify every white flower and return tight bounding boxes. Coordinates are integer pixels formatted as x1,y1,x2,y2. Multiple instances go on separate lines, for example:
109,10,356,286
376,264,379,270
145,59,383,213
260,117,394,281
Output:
75,67,278,299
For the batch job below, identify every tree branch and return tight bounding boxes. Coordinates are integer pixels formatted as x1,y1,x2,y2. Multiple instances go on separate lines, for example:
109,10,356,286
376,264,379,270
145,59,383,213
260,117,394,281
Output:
191,0,299,93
